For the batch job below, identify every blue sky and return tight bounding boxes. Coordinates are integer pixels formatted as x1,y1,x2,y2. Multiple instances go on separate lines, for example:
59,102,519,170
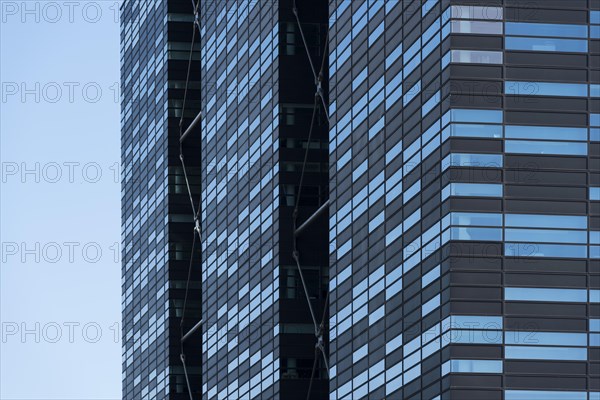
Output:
1,2,122,398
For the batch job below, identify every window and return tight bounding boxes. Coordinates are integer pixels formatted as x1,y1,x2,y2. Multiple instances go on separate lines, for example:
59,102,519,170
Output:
422,294,440,317
505,346,587,361
505,287,588,303
446,123,503,138
505,22,588,38
444,183,503,198
451,212,503,227
505,125,587,141
505,214,587,229
450,227,503,241
505,229,587,244
506,81,588,97
505,391,587,400
505,140,587,155
451,20,502,34
505,243,588,258
451,108,503,123
451,49,502,64
506,37,587,52
442,359,502,375
443,153,503,169
591,187,600,201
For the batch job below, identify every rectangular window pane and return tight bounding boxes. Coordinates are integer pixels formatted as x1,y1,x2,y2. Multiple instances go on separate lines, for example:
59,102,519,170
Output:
505,214,587,229
506,81,588,97
443,153,503,169
505,346,587,361
505,287,588,303
505,391,587,400
449,183,503,197
506,22,588,38
450,227,503,241
505,229,587,244
451,212,503,227
505,140,587,156
505,125,588,141
451,49,503,64
506,37,588,52
505,331,587,346
450,109,503,123
448,123,503,138
448,359,503,373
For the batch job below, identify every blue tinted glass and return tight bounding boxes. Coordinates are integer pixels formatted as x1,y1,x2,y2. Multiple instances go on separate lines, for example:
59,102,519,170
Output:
506,81,588,97
592,84,600,98
592,232,600,245
505,287,588,303
592,114,600,127
450,183,503,197
422,294,440,316
505,214,587,229
505,22,588,38
592,11,600,24
422,90,440,117
421,265,440,288
505,331,587,346
446,153,503,169
505,125,587,141
591,128,600,142
450,227,502,241
591,319,600,332
590,245,600,259
505,37,588,52
505,346,587,361
352,67,368,90
591,187,600,200
449,359,502,373
591,392,600,400
505,243,588,258
451,109,503,123
592,26,600,39
505,229,587,244
505,140,587,156
505,390,587,400
449,123,503,138
451,212,502,227
591,290,600,303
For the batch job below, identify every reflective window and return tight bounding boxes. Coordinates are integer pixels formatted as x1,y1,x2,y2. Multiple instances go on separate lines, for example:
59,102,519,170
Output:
592,319,600,332
506,37,587,52
444,183,503,198
505,22,588,38
505,125,587,141
505,346,587,361
443,153,503,170
505,243,588,258
451,20,502,34
591,187,600,201
505,391,587,400
505,140,587,155
451,49,502,64
451,109,503,123
506,81,588,97
421,265,440,288
442,359,502,375
450,227,502,241
505,287,588,303
505,214,587,229
451,212,502,227
422,294,440,317
505,229,587,244
446,123,503,138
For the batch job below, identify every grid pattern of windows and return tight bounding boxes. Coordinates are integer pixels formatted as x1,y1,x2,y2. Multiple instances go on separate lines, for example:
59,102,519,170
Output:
200,1,329,399
328,0,599,399
121,1,202,399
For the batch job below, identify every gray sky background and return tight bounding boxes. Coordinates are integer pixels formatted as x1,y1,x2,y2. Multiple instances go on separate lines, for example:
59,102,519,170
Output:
1,1,122,398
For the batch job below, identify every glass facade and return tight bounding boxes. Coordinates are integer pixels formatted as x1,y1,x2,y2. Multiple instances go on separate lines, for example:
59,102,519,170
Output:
121,0,201,398
328,1,599,399
199,1,328,399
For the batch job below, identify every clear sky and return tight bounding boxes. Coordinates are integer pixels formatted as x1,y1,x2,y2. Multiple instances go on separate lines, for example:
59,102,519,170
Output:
1,2,122,398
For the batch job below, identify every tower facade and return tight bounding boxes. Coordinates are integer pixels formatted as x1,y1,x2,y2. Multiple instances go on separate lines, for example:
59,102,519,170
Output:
328,1,599,399
120,1,202,398
199,1,329,399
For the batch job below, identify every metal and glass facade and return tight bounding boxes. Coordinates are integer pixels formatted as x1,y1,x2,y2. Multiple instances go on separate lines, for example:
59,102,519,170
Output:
199,1,329,399
328,1,599,399
121,0,201,398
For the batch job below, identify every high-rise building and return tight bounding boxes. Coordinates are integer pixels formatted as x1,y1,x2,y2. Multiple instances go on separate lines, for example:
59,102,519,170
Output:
120,0,202,398
198,0,329,399
328,1,599,399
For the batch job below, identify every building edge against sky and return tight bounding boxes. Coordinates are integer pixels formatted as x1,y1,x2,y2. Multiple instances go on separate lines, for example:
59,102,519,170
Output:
121,0,600,399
